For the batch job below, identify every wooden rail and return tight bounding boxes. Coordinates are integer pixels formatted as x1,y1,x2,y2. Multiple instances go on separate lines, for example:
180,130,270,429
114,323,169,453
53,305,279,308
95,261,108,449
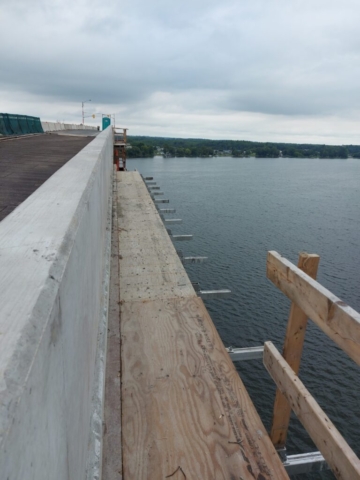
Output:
264,341,360,480
267,251,360,366
266,250,360,479
270,252,320,448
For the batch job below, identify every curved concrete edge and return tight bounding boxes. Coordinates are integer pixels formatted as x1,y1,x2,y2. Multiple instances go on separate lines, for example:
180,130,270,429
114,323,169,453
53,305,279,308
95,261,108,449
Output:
0,127,113,479
41,121,97,132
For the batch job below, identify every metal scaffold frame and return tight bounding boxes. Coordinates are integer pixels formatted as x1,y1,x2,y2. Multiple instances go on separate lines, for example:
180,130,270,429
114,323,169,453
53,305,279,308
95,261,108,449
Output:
113,127,128,171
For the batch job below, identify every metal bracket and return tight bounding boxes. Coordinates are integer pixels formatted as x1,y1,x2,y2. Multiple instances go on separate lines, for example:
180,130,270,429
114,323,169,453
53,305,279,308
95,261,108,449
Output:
164,219,182,224
158,208,176,213
156,207,176,215
198,289,231,299
181,256,207,264
227,346,264,361
284,452,328,475
144,177,153,180
154,199,169,204
170,235,193,241
148,186,160,190
177,250,207,264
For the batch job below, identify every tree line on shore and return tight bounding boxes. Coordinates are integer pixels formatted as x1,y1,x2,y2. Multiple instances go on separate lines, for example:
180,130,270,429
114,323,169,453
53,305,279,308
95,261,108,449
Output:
127,136,360,159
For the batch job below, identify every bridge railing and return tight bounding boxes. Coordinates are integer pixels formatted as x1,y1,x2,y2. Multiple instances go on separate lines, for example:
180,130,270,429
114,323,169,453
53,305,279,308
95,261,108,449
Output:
0,127,113,480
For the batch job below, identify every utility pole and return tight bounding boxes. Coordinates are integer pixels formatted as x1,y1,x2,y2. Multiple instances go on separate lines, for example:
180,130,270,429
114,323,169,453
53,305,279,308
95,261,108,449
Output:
82,99,91,124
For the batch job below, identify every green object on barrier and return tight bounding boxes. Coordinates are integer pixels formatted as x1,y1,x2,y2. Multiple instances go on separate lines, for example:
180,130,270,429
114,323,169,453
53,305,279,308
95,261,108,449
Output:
102,116,111,130
0,114,10,135
27,116,36,132
0,113,44,136
8,114,22,135
18,116,29,134
34,117,43,133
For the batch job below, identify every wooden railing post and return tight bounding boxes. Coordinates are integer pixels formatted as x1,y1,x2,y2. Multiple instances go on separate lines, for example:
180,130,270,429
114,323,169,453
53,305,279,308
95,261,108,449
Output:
270,252,320,449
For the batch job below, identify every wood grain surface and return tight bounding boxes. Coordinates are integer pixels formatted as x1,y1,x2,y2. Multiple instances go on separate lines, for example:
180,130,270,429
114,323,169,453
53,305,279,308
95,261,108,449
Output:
118,172,289,479
270,252,320,448
267,251,360,366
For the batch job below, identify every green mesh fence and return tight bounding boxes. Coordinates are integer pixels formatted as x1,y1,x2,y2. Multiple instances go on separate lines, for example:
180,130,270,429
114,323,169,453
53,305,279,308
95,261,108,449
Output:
0,113,44,136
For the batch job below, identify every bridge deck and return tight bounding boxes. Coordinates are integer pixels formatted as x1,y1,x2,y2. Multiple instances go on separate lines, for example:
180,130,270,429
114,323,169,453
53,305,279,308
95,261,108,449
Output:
0,134,95,221
115,171,288,479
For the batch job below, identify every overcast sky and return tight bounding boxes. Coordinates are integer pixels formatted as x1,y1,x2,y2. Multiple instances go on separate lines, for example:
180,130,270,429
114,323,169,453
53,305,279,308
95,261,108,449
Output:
1,0,360,144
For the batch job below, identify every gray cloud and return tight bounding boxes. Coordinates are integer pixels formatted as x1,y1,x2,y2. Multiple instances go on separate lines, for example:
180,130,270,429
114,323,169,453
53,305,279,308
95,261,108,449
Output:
1,0,360,142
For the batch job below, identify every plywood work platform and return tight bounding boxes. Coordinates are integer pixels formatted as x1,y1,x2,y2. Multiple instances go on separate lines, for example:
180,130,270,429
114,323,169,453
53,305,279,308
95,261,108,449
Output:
116,171,289,479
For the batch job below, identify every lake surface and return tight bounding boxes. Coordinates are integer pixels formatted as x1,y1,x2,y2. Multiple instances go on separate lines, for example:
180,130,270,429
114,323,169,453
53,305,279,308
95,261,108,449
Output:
128,156,360,479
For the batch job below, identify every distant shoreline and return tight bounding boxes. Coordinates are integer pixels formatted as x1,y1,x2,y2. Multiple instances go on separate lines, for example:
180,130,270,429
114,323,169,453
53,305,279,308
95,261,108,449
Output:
127,135,358,160
131,154,356,160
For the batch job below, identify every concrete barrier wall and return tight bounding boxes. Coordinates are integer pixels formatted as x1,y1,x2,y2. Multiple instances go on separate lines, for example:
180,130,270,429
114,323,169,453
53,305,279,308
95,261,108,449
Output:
0,127,113,479
41,121,97,132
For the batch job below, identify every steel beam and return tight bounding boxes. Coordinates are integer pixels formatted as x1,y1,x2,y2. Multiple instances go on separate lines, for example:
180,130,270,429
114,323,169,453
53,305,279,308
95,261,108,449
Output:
163,219,182,224
170,235,193,241
284,452,328,476
181,256,207,264
198,289,231,299
227,346,264,361
158,208,176,213
145,177,153,180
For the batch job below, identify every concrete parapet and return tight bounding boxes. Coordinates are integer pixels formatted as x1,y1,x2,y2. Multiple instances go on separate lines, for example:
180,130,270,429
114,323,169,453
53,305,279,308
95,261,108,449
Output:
0,127,113,479
42,122,97,132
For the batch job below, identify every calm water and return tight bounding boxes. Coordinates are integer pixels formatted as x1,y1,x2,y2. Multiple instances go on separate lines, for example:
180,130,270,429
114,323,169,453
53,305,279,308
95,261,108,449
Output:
129,156,360,479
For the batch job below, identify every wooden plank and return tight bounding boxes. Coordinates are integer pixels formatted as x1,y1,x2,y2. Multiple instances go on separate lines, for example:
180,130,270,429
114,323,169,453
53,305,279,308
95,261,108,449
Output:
270,252,320,448
264,341,360,480
120,276,194,302
118,172,289,479
118,181,195,301
267,251,360,366
121,297,289,479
